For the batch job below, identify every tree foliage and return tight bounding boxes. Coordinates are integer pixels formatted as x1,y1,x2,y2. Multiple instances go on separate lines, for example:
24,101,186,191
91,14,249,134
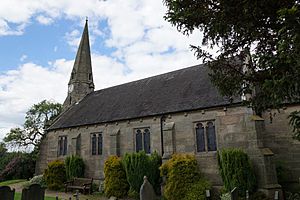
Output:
163,0,300,139
4,100,62,148
0,153,36,182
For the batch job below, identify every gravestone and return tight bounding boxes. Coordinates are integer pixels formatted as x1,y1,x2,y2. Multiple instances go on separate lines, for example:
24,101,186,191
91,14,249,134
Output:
21,183,45,200
230,187,238,200
0,186,15,200
140,176,156,200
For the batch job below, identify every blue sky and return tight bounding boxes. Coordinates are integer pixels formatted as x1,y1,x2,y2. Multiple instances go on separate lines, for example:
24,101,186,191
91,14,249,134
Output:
0,0,202,141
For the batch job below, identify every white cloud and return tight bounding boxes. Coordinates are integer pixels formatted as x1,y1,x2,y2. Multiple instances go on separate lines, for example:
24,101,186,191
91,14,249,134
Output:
0,0,206,141
36,15,54,25
64,29,81,49
20,54,28,62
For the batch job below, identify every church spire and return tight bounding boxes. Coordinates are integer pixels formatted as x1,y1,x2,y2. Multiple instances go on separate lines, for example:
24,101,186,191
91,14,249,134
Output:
63,20,95,110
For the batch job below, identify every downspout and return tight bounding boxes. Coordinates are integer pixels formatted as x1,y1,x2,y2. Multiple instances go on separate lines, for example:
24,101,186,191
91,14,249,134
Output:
160,115,166,156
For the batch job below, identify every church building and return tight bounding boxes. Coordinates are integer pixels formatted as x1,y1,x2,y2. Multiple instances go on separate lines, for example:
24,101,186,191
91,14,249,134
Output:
36,20,300,194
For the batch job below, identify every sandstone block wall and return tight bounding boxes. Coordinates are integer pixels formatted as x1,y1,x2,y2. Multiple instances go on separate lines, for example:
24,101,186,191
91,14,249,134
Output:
37,105,300,191
262,105,300,185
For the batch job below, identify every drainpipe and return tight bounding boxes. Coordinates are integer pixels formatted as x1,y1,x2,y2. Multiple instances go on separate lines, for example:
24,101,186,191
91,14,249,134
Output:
160,115,166,156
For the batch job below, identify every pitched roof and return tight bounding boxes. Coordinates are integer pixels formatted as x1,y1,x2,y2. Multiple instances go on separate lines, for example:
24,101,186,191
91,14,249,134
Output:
49,64,241,130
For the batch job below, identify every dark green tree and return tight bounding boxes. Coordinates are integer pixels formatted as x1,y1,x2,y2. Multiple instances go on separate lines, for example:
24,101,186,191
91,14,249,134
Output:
4,100,62,148
163,0,300,139
0,142,7,157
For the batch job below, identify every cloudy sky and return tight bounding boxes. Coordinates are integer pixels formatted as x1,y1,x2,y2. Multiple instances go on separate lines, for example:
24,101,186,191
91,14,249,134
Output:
0,0,203,141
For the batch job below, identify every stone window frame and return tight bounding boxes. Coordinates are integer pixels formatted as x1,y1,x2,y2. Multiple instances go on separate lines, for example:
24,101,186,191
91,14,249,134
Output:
58,135,68,156
134,127,151,154
90,132,103,156
194,120,218,153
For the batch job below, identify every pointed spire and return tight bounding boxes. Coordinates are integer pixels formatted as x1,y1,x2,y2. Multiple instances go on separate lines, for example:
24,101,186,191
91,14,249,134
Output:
63,20,95,110
70,19,94,85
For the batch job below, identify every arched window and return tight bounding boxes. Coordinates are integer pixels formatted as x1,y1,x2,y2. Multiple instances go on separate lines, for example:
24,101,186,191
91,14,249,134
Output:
98,133,103,155
58,136,68,156
196,123,205,152
91,134,97,155
195,121,217,152
135,128,151,153
206,122,217,151
144,129,151,154
91,132,103,155
136,129,143,152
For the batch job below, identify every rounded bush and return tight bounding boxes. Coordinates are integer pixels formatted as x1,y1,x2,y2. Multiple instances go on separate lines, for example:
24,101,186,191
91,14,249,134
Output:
44,160,66,190
185,179,211,200
104,156,129,198
160,153,210,200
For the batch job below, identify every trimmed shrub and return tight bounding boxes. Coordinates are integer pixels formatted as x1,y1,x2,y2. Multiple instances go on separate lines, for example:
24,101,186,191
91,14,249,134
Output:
44,160,66,190
122,151,162,195
104,156,129,198
160,153,211,200
65,155,85,180
185,179,211,200
217,148,257,195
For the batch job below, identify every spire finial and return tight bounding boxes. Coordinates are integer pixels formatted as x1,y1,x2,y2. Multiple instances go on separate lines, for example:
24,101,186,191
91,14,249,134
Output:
85,16,88,22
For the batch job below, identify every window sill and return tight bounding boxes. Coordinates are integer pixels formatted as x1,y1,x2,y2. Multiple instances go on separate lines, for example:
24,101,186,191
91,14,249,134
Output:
195,151,217,157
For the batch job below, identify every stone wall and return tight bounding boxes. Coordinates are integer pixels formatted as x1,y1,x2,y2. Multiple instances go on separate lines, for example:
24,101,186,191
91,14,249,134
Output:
262,105,300,185
37,105,296,193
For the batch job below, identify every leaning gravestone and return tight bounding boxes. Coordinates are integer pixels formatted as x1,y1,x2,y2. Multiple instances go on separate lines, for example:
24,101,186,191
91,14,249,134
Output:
0,186,15,200
140,176,156,200
21,183,45,200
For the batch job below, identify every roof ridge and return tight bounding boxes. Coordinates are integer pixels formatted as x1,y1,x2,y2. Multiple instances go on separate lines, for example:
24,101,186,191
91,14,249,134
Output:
92,63,204,94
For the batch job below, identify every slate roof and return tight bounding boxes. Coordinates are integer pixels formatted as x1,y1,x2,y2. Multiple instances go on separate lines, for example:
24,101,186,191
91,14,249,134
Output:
49,64,241,130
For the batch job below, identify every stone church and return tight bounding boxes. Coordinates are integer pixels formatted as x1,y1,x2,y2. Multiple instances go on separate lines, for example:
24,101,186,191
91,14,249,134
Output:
36,20,300,194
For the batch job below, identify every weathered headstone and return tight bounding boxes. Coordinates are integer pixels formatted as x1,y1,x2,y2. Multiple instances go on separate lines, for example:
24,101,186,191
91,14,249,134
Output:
21,183,45,200
230,187,238,200
0,186,15,200
140,176,156,200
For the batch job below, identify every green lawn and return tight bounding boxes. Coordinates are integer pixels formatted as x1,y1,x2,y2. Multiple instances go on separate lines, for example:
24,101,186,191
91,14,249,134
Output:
0,179,26,186
14,192,59,200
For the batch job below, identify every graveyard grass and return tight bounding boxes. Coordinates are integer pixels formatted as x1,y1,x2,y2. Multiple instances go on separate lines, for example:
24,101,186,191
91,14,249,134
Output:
0,179,26,186
14,192,58,200
0,179,109,200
